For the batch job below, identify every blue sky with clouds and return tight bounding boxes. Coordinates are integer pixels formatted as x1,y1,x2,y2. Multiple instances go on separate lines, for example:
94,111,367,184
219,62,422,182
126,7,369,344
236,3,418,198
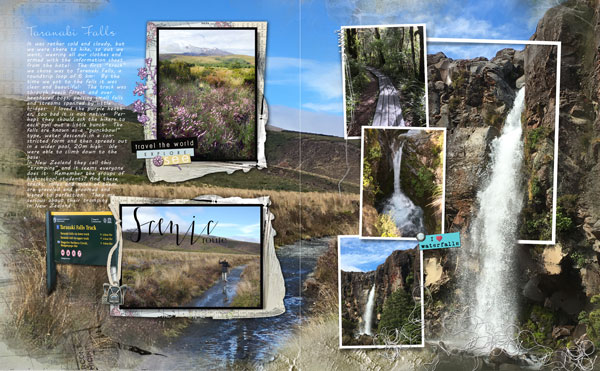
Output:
121,205,261,243
21,0,561,136
339,236,418,272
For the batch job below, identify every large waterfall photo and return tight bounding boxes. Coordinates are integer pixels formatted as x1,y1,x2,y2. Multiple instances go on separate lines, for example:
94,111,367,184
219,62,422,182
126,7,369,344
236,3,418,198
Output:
423,41,569,369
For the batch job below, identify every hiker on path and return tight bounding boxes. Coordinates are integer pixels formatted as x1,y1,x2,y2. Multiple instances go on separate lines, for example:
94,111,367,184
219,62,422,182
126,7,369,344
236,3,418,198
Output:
219,259,230,282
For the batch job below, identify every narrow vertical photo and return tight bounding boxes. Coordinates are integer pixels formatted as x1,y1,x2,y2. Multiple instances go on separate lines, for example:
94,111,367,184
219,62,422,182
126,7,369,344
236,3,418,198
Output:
360,127,445,238
342,24,428,139
338,236,423,348
157,27,257,161
119,204,263,309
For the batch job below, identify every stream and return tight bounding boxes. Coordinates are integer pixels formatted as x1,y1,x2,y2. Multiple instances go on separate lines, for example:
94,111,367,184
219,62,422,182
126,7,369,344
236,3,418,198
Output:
187,265,246,308
137,238,331,369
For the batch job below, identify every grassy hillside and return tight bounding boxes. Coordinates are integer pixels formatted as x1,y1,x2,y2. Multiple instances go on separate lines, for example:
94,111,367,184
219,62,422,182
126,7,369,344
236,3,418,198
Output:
122,231,261,255
160,53,255,66
2,92,363,354
5,95,359,193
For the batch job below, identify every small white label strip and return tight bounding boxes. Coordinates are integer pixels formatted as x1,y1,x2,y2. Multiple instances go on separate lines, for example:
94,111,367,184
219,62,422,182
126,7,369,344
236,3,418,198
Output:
136,148,194,159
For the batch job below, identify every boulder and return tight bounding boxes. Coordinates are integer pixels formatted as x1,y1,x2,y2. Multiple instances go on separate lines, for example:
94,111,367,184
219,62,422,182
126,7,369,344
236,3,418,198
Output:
551,325,574,339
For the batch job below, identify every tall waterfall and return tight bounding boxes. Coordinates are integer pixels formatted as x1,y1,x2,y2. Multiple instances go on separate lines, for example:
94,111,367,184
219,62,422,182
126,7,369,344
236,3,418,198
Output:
460,88,526,352
382,142,425,236
361,285,376,336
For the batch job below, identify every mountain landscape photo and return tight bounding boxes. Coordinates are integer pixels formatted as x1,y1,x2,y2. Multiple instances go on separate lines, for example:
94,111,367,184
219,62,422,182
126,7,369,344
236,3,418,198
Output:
157,28,257,161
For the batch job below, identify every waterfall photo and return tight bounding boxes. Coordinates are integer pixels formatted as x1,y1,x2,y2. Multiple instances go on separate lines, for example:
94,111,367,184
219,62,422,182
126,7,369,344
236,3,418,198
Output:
342,25,428,139
119,204,263,309
338,236,423,348
157,27,257,161
360,127,445,238
423,40,564,368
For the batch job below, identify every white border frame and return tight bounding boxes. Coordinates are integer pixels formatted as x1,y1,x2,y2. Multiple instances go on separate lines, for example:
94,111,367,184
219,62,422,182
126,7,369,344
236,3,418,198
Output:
107,195,286,319
427,38,561,245
358,126,447,240
341,24,430,140
337,235,425,349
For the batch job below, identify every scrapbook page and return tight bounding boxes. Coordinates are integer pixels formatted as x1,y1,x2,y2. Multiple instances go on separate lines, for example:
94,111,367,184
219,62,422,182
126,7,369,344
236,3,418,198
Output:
0,0,599,370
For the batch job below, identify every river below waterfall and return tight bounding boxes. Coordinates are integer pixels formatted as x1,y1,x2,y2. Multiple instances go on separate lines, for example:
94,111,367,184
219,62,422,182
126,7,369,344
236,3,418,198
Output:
136,238,331,369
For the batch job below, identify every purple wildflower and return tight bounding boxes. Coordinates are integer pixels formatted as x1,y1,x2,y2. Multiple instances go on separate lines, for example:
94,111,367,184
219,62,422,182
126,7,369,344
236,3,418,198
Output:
132,99,145,113
133,82,147,96
137,67,149,80
137,114,149,125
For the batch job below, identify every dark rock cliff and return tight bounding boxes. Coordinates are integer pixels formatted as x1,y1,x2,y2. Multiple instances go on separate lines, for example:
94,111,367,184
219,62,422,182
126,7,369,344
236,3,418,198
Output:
428,49,525,233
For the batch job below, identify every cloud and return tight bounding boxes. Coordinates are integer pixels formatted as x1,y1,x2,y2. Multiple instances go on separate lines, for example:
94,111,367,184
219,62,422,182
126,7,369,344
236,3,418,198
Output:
324,0,558,41
340,264,363,272
159,29,255,56
339,237,417,272
301,60,342,101
302,102,342,113
268,56,342,100
267,56,342,107
268,104,344,137
432,16,507,39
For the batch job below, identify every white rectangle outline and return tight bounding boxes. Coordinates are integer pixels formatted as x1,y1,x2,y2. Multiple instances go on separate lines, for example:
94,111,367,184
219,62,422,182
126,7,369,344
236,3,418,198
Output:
337,235,425,349
427,38,561,245
341,24,430,140
358,126,447,240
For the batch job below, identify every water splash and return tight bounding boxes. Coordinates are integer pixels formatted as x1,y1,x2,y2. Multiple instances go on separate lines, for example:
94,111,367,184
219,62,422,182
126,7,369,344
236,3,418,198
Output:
382,142,425,236
361,285,377,336
458,88,526,353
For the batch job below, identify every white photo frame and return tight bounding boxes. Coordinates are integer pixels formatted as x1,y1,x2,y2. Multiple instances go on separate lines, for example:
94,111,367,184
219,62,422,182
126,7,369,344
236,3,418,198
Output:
427,38,561,245
337,235,425,349
358,126,447,240
108,195,285,319
143,21,268,182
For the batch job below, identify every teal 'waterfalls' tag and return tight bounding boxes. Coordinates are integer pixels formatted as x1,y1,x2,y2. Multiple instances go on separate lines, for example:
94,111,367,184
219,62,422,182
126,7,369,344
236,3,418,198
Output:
419,232,461,250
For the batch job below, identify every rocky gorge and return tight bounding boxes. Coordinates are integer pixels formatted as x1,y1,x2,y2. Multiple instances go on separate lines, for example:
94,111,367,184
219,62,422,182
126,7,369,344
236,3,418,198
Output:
361,128,444,237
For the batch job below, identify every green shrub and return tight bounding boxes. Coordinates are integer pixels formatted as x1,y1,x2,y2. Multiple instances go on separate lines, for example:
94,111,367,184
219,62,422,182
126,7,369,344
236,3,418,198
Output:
448,96,461,111
520,305,556,348
556,206,573,232
409,166,435,199
377,288,420,344
363,137,383,200
583,295,600,347
571,250,586,268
